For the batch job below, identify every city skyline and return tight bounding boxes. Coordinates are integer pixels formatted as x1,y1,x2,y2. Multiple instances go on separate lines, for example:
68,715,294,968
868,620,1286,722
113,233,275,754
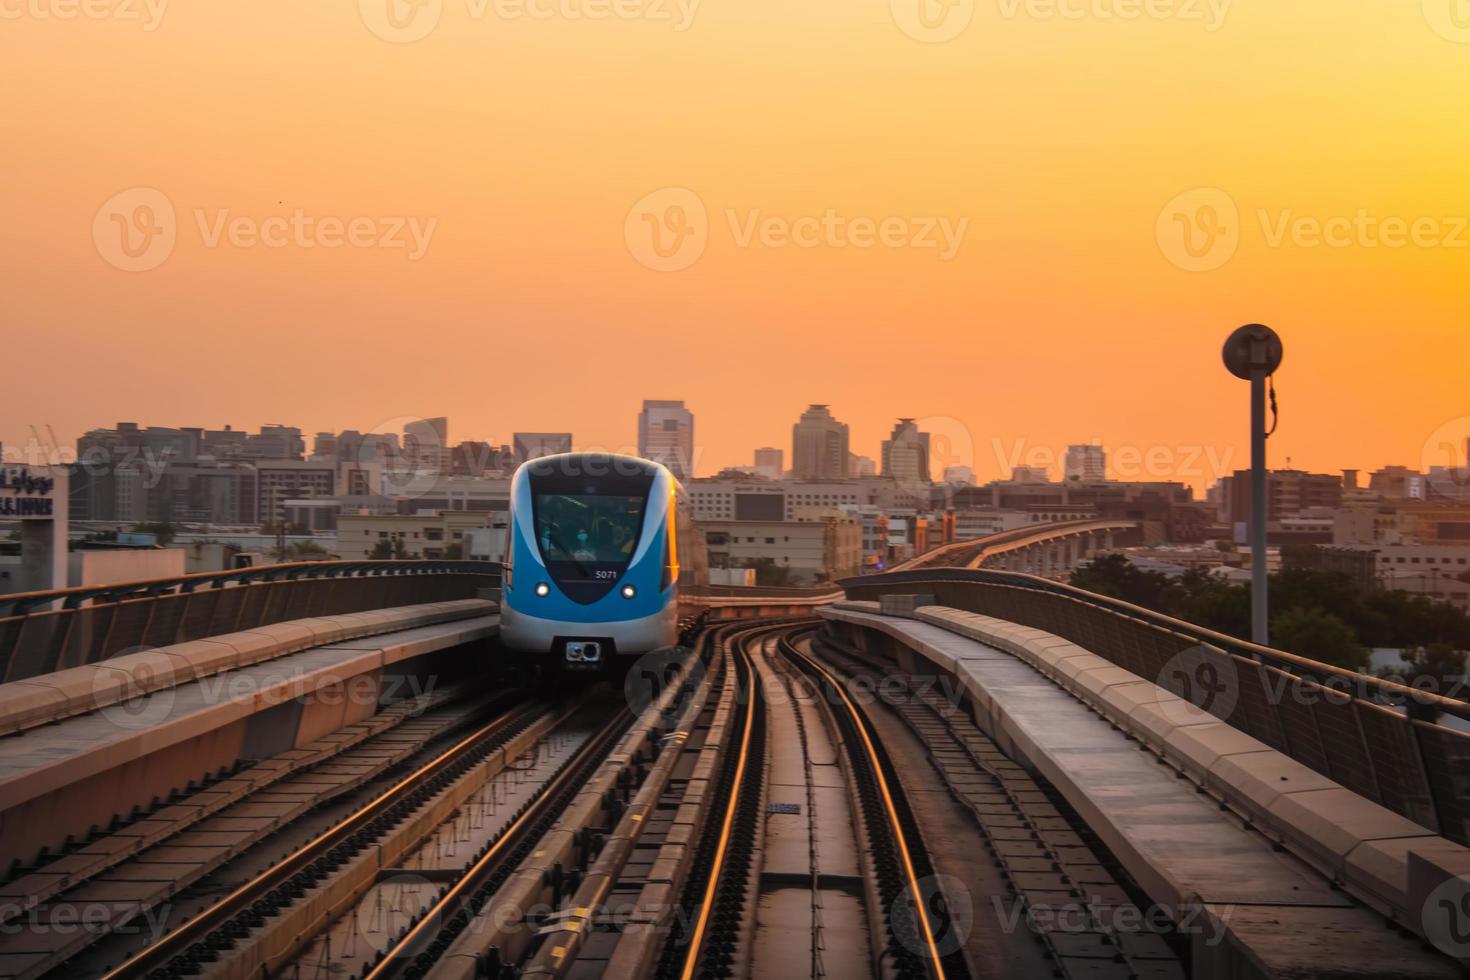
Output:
6,399,1467,494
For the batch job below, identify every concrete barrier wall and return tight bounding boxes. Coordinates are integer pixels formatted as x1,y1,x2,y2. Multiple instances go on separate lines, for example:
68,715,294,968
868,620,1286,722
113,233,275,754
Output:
820,601,1470,949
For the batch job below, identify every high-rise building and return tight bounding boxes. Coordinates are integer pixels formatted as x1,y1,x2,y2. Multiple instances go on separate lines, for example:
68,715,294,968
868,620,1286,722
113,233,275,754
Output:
792,405,850,480
754,447,784,479
849,455,877,478
638,400,695,480
881,419,931,485
249,425,305,460
943,465,976,486
1065,444,1107,482
404,418,449,463
514,432,573,463
1227,469,1343,525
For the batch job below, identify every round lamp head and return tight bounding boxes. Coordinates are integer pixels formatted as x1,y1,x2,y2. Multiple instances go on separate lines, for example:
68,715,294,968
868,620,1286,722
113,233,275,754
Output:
1222,324,1284,379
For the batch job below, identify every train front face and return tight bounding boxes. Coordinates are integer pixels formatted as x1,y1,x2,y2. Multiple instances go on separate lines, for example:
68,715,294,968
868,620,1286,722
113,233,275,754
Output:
500,453,680,670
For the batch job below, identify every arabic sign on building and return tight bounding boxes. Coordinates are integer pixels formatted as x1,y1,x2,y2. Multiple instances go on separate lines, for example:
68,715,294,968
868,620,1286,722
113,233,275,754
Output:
0,467,58,519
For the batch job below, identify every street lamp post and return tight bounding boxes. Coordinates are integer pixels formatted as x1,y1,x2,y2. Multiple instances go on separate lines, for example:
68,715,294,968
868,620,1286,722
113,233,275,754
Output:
1223,324,1284,646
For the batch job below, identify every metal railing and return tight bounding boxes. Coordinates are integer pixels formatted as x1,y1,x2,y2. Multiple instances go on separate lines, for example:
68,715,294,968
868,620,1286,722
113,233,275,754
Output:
840,567,1470,845
893,519,1139,572
0,560,501,683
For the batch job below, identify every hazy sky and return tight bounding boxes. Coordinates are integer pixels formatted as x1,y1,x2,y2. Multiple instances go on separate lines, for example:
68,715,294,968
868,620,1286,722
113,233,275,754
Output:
3,1,1467,491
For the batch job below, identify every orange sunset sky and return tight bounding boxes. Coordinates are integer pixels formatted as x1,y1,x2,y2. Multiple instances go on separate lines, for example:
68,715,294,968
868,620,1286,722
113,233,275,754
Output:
2,1,1467,492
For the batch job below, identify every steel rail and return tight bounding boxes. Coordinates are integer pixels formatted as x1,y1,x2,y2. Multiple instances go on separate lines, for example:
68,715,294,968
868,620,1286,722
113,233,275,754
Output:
98,698,545,980
779,631,952,980
362,703,633,980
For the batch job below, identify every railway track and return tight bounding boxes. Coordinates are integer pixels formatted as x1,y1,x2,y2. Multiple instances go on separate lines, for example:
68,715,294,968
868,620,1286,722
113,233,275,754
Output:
7,618,1176,980
0,679,520,980
96,695,567,980
807,632,1187,980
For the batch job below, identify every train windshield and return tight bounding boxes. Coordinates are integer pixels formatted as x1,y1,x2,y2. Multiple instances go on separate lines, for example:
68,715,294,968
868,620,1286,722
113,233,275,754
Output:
533,493,646,567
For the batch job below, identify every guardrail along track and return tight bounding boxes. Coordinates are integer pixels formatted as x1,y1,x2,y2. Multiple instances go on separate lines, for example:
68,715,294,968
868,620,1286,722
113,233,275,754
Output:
0,559,500,682
843,568,1470,845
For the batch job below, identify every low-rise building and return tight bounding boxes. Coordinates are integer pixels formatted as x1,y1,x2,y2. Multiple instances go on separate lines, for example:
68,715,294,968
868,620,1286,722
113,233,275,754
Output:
701,516,861,585
336,510,503,560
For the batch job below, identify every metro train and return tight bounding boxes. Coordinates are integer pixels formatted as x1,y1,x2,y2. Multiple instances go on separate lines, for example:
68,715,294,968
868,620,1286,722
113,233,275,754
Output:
499,452,701,670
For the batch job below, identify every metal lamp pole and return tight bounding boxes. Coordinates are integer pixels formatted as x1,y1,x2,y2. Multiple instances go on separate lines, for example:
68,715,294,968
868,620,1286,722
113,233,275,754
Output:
1223,325,1284,646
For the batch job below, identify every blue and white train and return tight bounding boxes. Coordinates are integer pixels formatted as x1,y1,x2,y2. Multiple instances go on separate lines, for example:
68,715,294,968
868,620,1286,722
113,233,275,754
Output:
500,453,694,669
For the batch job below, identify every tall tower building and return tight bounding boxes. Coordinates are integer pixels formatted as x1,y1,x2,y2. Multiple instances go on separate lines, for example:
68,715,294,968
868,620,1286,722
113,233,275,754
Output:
1064,444,1107,482
792,405,850,480
638,400,695,480
881,418,931,485
754,447,784,479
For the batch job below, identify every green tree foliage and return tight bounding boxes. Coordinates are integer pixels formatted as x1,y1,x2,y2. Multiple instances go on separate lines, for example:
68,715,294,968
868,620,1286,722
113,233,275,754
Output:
273,540,330,561
368,537,407,560
1377,642,1467,722
129,521,176,545
1068,555,1470,681
744,557,793,588
1269,606,1369,671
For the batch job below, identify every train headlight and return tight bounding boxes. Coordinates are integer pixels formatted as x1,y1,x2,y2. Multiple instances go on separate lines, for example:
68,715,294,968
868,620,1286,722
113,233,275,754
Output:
535,582,551,597
621,584,637,600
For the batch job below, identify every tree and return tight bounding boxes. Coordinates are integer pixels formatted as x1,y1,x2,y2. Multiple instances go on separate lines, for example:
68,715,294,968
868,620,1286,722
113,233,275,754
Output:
273,540,329,562
1270,607,1370,672
1378,643,1468,722
368,538,405,560
1069,554,1182,614
745,557,793,588
129,521,176,545
445,542,464,560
